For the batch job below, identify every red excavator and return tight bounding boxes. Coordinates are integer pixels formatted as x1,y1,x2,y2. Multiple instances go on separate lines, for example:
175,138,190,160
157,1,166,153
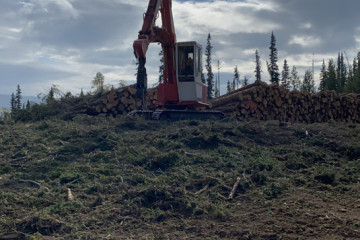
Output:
130,0,223,120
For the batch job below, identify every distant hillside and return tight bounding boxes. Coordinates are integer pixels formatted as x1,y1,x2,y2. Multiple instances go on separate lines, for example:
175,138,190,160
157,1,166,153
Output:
0,94,40,109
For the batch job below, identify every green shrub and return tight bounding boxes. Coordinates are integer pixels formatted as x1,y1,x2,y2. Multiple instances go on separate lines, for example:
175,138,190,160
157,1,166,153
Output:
150,151,180,170
263,183,283,198
0,165,13,174
46,201,83,216
60,172,80,184
315,172,336,185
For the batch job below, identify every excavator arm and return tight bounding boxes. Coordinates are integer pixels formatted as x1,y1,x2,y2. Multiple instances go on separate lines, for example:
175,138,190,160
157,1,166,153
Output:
133,0,178,108
130,0,224,119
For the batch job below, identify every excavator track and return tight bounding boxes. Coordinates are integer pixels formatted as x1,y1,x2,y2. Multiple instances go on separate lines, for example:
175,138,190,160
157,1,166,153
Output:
128,109,224,121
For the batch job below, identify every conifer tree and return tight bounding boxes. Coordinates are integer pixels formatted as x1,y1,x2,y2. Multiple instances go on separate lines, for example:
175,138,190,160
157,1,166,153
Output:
345,57,355,93
205,33,214,99
290,66,301,90
281,59,290,90
15,84,22,110
226,80,231,93
46,86,55,104
301,69,315,93
242,76,249,87
267,32,279,84
254,50,262,82
356,52,360,92
325,59,337,91
10,93,16,113
233,65,240,90
26,100,31,110
336,52,347,92
319,60,327,91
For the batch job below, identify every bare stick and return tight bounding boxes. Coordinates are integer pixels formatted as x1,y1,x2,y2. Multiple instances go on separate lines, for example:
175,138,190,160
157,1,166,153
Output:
194,184,209,195
228,177,241,200
19,179,50,192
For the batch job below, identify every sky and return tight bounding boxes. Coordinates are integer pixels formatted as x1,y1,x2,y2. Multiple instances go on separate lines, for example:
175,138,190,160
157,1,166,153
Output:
1,0,360,99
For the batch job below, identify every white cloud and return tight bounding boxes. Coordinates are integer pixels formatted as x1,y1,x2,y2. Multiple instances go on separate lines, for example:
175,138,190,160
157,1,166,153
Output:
32,0,79,18
289,35,321,47
300,22,312,29
173,0,281,38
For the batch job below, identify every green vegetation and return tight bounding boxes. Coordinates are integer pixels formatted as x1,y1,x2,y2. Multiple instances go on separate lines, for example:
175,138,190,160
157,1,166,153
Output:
0,115,359,239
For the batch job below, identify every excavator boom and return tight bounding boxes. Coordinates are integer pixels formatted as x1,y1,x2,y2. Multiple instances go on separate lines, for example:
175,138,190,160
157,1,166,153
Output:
133,0,178,108
131,0,224,120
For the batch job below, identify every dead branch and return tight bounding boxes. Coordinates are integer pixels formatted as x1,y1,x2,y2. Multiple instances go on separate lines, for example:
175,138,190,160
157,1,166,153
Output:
194,184,209,195
209,177,232,190
0,232,20,240
228,177,241,200
217,192,228,200
19,179,50,192
185,152,198,157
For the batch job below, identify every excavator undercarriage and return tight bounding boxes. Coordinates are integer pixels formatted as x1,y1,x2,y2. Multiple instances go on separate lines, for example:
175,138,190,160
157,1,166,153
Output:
128,109,224,121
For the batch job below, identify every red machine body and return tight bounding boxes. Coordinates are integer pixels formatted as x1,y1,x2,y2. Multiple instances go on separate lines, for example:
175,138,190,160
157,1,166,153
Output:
133,0,207,109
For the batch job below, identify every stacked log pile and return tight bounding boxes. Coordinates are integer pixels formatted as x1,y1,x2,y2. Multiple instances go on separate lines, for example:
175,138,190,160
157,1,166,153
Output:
210,81,360,123
74,81,360,123
76,85,157,116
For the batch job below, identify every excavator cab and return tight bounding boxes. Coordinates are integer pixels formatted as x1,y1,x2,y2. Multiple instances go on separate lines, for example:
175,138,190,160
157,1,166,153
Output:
176,42,207,105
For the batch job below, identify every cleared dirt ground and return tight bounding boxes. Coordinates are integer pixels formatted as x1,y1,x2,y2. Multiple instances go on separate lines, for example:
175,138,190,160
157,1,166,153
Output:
0,116,360,239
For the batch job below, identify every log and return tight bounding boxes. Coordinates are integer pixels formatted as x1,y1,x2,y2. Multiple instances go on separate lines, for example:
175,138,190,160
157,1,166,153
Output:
228,177,241,200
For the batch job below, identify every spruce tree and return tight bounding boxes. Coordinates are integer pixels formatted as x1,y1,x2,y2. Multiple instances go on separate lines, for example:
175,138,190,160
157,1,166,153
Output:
345,58,355,93
226,80,231,93
46,86,55,104
233,65,240,89
267,32,279,84
319,60,327,91
15,84,22,110
205,33,214,99
301,69,315,93
281,59,290,90
340,53,347,92
26,100,31,110
336,52,347,92
242,76,249,87
254,50,262,82
10,93,16,113
290,66,301,90
325,59,337,91
356,52,360,92
345,52,360,93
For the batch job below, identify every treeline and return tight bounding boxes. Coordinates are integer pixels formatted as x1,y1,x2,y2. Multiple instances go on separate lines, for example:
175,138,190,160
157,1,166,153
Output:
3,72,126,122
7,84,82,122
223,32,360,95
319,52,360,93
